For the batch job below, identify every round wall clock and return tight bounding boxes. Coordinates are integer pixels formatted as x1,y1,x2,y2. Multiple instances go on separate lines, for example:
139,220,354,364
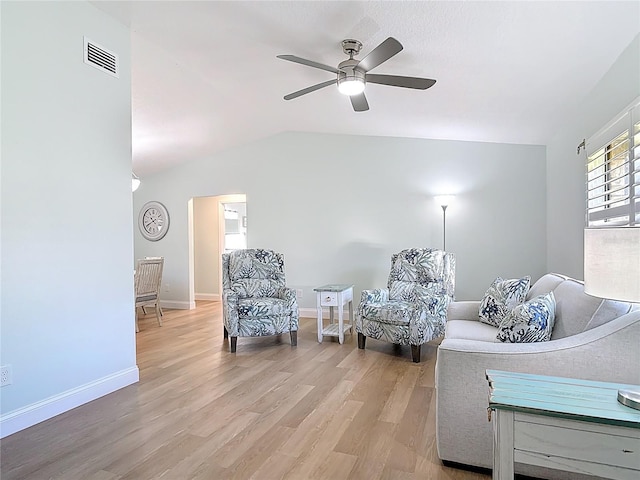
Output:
138,201,170,241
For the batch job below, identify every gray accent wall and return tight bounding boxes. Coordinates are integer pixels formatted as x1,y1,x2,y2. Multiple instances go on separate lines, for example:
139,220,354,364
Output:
546,34,640,278
1,1,136,431
134,133,547,305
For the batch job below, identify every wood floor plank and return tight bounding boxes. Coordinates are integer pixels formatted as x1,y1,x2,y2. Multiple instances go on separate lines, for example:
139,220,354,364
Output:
0,302,490,480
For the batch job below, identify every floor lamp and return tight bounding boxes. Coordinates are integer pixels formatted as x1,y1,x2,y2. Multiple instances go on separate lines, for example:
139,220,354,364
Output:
434,195,455,251
584,226,640,410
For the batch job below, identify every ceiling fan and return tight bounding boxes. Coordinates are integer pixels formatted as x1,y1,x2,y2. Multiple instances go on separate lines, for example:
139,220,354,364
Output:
277,37,436,112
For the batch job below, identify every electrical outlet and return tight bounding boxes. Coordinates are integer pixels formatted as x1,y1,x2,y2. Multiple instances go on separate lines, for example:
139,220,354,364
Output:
164,283,170,293
1,365,12,387
296,289,303,299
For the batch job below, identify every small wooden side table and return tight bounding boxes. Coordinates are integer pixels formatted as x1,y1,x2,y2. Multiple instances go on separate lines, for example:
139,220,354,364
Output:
486,369,640,480
314,284,354,344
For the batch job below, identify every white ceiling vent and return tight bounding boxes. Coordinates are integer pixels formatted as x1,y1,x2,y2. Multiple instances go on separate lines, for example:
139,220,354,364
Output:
83,37,118,78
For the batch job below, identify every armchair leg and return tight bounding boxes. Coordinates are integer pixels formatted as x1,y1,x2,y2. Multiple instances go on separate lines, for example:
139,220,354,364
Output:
357,333,366,349
290,330,297,346
230,337,237,353
411,345,421,363
223,326,228,339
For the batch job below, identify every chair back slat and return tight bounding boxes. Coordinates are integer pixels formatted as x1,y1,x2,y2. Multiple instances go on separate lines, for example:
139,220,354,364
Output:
135,258,164,298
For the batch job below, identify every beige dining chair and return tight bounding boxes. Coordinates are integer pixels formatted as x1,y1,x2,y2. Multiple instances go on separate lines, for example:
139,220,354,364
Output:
134,257,164,332
141,256,164,317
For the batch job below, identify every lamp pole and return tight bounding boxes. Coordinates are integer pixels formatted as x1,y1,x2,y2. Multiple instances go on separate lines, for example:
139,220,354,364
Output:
434,195,455,251
441,204,448,251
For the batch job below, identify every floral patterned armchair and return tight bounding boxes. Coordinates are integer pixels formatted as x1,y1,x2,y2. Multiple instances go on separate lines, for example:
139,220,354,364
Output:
222,249,299,352
355,248,455,362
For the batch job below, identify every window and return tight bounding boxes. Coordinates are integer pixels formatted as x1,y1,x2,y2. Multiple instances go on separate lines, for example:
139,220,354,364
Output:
586,99,640,226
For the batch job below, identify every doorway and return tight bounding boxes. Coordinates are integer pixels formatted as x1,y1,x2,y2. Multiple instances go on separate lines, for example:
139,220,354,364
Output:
190,194,247,306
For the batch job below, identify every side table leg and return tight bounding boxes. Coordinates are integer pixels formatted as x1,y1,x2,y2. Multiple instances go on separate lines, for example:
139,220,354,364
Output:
492,410,514,480
317,305,323,343
348,299,354,335
338,300,344,344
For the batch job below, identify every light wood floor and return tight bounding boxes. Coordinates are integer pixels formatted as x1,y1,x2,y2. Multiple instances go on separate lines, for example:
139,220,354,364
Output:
0,302,490,480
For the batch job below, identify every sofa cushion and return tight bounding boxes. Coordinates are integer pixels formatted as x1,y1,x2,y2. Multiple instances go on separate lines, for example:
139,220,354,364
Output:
479,276,531,327
549,279,604,339
445,320,500,343
584,299,634,331
497,292,556,343
526,273,565,300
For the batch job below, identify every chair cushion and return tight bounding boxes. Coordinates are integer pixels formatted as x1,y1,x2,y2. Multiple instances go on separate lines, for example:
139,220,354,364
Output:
233,278,281,299
389,281,443,302
388,248,444,287
227,249,285,283
238,297,290,318
479,276,531,327
359,299,415,326
136,294,157,303
497,292,556,343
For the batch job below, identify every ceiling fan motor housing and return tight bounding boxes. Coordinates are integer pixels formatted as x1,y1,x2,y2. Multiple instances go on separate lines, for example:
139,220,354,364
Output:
337,58,365,95
341,39,363,57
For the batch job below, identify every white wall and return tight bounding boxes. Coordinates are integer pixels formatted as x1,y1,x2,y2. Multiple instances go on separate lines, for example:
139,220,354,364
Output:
134,132,547,306
546,34,640,278
0,1,136,436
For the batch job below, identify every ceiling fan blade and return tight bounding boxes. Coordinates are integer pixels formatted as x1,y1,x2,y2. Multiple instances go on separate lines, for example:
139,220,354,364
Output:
277,55,340,74
350,92,369,112
366,74,436,90
283,79,337,100
357,37,403,72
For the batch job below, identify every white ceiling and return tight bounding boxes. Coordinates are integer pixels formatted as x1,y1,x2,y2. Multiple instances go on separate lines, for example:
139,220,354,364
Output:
93,1,640,176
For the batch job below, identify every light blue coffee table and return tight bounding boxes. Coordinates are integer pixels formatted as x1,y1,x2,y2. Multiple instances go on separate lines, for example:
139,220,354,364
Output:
486,370,640,480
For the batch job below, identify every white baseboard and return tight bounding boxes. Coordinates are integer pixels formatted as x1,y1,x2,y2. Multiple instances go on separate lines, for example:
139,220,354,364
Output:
0,366,139,439
160,300,196,310
195,293,220,301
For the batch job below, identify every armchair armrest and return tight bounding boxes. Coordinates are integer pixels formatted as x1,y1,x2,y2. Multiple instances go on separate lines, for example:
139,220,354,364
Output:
276,287,299,329
222,289,240,336
276,286,296,302
359,288,389,304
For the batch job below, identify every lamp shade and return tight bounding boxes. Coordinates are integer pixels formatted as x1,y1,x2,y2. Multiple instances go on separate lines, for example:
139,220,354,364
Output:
584,227,640,302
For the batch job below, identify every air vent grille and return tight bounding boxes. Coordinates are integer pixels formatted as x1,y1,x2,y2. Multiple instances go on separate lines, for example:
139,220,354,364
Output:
83,37,118,78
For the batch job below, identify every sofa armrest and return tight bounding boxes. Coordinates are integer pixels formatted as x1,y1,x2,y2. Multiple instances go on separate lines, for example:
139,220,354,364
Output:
447,301,481,321
435,311,640,471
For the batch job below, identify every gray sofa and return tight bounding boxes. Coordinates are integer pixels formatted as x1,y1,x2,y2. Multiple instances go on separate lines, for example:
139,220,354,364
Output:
435,273,640,478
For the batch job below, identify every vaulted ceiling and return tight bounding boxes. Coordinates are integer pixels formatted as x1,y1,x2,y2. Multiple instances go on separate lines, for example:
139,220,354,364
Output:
93,1,640,176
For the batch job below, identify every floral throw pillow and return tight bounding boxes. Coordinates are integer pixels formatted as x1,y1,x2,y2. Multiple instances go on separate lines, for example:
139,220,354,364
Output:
497,292,556,343
479,276,531,327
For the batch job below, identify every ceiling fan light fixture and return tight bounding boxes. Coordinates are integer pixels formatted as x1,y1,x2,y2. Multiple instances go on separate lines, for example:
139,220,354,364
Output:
337,65,366,96
338,78,365,96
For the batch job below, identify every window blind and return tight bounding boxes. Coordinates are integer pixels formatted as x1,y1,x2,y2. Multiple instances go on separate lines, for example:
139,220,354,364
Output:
586,98,640,227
